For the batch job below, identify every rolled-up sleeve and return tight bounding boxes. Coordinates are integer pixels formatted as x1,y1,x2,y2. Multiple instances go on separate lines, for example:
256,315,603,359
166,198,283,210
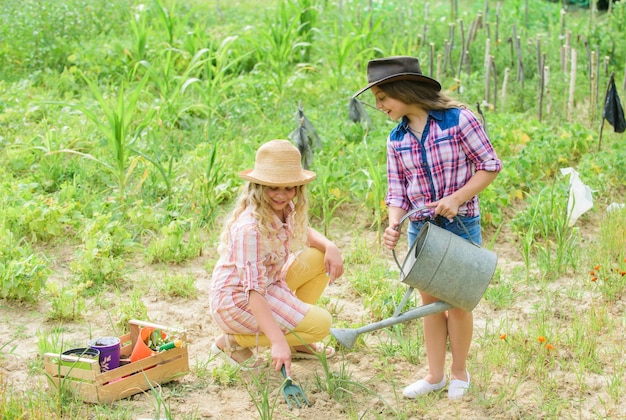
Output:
386,138,411,211
459,110,502,173
232,225,268,297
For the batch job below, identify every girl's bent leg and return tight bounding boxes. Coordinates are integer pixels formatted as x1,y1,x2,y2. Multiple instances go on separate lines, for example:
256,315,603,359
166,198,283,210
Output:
234,305,331,348
286,247,328,304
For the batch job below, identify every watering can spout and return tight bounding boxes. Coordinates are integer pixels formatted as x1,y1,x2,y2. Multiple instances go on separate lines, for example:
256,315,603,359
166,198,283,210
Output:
329,327,359,349
331,301,453,349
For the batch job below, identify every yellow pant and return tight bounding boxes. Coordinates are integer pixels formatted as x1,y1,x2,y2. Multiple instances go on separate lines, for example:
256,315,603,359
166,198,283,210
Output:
234,248,332,348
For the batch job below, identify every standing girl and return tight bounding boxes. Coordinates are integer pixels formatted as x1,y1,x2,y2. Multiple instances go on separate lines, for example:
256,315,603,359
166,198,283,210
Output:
353,56,502,399
210,140,343,376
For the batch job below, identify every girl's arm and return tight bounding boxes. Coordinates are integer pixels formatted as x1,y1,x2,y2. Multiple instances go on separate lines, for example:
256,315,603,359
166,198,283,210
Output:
248,290,292,373
306,227,344,284
430,170,498,219
383,206,408,250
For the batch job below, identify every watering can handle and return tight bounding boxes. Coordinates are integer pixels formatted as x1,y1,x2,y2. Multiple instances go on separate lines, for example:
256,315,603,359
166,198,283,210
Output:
391,206,477,276
394,206,477,245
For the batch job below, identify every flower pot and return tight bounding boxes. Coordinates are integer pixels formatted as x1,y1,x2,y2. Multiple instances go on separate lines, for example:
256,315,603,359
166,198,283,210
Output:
89,336,121,372
61,348,100,370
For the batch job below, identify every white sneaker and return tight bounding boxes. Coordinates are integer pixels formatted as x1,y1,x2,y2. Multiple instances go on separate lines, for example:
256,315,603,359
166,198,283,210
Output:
403,376,447,398
448,370,470,400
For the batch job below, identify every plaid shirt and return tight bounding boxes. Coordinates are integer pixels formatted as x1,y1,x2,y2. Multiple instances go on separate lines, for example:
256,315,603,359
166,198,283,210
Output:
210,203,308,334
386,108,501,219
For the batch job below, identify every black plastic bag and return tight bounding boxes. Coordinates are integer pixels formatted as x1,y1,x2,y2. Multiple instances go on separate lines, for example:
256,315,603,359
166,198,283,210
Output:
603,77,626,133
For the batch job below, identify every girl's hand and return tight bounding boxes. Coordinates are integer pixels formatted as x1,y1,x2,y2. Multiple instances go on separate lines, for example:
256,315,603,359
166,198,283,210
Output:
428,198,460,221
271,340,292,375
383,222,401,250
324,243,344,285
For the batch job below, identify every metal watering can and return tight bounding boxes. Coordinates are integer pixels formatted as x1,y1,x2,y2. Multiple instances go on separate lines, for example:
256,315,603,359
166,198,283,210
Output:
330,207,498,349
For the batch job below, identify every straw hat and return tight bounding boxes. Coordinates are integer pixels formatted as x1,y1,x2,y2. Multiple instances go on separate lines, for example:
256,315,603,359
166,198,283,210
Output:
353,56,441,98
239,140,316,187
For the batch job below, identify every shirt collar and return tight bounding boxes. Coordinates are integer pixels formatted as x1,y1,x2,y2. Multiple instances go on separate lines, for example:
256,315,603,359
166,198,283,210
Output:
399,110,444,130
270,202,295,228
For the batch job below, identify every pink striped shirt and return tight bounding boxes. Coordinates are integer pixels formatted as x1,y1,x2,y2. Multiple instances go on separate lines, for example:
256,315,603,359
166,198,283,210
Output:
210,204,308,334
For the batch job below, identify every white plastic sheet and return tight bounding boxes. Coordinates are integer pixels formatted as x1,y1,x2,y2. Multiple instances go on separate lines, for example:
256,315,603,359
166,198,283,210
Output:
561,167,594,227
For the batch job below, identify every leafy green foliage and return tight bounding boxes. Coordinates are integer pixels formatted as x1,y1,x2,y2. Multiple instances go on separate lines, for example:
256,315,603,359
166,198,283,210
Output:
1,0,626,417
0,229,50,301
0,0,130,80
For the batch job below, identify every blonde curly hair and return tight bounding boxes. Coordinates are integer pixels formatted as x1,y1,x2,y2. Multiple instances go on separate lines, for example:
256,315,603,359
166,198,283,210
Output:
218,183,310,254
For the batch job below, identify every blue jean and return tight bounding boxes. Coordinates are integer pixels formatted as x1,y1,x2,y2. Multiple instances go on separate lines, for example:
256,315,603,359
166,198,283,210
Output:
407,215,482,247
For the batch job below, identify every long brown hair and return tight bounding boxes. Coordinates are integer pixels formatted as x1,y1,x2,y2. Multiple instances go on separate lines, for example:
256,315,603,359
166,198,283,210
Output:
378,80,470,112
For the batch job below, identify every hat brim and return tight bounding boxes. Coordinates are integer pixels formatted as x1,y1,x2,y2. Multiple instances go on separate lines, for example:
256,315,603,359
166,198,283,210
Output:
239,169,316,187
352,73,442,98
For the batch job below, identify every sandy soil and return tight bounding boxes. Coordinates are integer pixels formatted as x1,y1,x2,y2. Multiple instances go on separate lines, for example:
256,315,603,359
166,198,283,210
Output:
1,211,622,419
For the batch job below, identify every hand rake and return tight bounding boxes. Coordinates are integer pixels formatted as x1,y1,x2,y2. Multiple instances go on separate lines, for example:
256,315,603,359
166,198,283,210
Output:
280,365,311,409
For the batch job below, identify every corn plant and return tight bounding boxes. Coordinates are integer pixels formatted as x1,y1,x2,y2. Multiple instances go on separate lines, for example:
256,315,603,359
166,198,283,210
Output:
44,70,156,205
181,36,253,125
129,3,150,62
308,160,349,237
359,142,387,237
248,0,309,98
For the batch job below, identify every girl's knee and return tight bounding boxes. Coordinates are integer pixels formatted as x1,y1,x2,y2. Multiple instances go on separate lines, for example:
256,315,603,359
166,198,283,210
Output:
448,308,472,320
304,247,325,272
305,306,332,338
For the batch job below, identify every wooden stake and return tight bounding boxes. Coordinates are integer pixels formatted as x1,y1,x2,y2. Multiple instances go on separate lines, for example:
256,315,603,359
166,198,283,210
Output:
448,23,456,75
457,19,466,78
430,43,435,77
538,53,546,121
502,67,510,111
512,25,524,84
568,49,577,121
590,50,596,124
491,56,498,109
485,50,491,106
496,2,501,42
545,65,551,114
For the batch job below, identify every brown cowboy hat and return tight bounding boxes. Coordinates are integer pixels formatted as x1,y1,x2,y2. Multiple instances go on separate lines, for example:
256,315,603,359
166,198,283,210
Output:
239,140,316,187
352,56,441,97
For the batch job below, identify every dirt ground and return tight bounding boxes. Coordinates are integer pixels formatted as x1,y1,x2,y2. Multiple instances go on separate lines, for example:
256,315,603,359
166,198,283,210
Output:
0,211,621,419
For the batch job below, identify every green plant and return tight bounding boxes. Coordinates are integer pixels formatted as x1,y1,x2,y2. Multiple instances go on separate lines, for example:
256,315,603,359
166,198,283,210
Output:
70,212,135,289
145,219,202,264
44,69,156,205
359,142,387,236
245,369,281,420
308,159,349,237
46,281,89,321
376,323,423,364
483,270,515,310
0,228,50,301
158,273,198,299
248,0,309,97
115,289,149,332
210,364,241,387
144,380,173,420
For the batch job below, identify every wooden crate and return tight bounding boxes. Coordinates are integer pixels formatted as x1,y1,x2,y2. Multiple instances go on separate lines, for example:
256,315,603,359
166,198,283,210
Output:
44,319,189,404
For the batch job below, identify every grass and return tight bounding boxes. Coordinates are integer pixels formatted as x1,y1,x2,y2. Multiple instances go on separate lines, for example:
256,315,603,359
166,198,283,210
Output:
1,0,626,418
